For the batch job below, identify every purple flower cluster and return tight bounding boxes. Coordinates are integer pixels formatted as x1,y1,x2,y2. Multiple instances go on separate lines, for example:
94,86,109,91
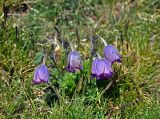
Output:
32,44,121,84
32,51,83,84
91,45,121,80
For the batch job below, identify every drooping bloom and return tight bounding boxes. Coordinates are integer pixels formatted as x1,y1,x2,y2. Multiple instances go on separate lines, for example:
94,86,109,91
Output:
33,64,49,84
91,58,113,80
104,45,122,64
66,51,83,72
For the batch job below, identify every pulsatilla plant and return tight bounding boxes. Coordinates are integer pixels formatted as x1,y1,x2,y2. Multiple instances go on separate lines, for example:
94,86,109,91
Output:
65,51,83,73
32,35,122,102
32,64,49,84
104,45,122,64
91,58,113,80
90,36,122,80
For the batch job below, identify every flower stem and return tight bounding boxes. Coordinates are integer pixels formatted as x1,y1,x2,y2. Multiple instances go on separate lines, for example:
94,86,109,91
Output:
100,79,113,96
51,57,63,79
42,54,47,64
87,52,93,84
99,36,107,46
68,40,74,51
49,82,63,104
96,53,101,59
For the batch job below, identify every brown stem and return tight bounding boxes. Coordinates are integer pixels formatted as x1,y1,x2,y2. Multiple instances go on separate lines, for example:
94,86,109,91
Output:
50,84,62,103
100,80,114,96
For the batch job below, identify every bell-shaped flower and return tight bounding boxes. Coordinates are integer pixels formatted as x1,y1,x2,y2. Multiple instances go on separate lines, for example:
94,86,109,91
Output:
104,45,122,64
32,64,49,84
66,51,83,73
91,58,113,80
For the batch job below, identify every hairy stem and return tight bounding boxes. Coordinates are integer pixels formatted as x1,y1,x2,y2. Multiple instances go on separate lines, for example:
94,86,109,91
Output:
99,36,108,46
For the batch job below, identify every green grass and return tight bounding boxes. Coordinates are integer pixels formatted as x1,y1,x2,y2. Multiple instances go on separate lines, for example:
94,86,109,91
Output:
0,0,160,118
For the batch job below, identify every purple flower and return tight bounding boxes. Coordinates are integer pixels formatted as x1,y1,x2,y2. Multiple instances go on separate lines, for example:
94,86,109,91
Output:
104,45,122,64
33,64,49,84
91,58,113,80
66,51,83,73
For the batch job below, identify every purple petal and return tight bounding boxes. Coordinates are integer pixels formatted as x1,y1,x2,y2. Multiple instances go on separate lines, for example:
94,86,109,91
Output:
103,59,113,75
33,69,41,84
91,58,113,80
32,77,41,84
104,45,122,64
37,64,49,83
91,58,99,75
67,51,83,72
96,59,106,76
32,64,49,84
